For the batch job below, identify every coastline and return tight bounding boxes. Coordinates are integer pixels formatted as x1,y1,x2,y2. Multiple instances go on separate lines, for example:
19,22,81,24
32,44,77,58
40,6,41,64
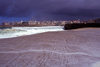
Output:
0,28,100,67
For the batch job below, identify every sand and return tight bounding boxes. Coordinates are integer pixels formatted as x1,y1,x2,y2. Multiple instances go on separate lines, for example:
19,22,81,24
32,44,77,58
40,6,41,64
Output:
0,28,100,67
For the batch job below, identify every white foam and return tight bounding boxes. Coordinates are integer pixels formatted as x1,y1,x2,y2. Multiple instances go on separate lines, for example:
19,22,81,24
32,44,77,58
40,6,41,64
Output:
0,26,64,39
0,49,89,56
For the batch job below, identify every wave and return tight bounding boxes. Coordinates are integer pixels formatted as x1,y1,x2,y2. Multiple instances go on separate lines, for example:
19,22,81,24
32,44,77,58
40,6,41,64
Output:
0,26,64,39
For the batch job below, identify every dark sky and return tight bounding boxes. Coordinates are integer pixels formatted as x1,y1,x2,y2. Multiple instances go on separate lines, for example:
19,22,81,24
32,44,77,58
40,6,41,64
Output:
0,0,100,22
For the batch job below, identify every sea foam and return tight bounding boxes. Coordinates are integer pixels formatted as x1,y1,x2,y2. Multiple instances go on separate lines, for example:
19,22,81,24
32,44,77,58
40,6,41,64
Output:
0,26,64,39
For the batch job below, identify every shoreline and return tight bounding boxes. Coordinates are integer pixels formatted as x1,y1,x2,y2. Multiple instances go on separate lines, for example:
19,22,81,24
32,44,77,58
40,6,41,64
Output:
0,27,100,40
0,26,64,39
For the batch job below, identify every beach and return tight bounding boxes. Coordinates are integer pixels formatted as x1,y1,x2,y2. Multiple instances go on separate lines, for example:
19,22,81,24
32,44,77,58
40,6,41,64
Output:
0,28,100,67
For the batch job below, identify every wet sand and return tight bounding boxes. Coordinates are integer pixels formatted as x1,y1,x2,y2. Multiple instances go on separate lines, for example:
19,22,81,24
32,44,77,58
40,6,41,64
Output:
0,28,100,67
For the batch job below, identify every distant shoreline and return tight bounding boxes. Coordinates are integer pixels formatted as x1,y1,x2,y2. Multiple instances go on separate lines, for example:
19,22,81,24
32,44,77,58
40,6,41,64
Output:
0,25,62,28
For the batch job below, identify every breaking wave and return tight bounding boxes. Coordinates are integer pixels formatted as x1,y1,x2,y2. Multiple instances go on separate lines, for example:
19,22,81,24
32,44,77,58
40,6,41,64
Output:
0,26,64,39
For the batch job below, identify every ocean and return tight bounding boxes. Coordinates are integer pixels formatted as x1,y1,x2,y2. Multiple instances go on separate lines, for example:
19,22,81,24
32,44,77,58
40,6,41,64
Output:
0,26,64,39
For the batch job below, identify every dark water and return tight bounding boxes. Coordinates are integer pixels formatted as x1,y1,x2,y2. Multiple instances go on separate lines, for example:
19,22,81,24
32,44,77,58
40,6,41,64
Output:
0,27,12,29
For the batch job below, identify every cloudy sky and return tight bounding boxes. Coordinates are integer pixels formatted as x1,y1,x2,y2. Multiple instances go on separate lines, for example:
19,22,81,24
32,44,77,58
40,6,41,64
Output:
0,0,100,22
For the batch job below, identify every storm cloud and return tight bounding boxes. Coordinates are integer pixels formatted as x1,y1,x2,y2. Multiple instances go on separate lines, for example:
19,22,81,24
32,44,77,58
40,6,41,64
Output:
0,0,100,20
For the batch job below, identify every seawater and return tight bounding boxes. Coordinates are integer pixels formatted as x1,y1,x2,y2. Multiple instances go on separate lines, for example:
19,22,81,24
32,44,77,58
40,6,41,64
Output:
0,26,64,39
